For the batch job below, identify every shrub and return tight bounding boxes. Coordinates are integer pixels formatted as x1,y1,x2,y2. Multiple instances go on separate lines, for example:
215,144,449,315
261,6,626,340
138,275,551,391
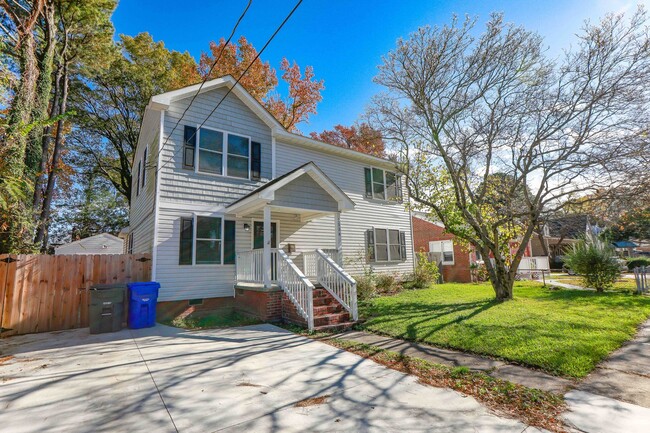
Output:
375,273,400,295
470,262,489,282
564,235,621,292
409,252,440,289
627,257,650,270
355,266,377,300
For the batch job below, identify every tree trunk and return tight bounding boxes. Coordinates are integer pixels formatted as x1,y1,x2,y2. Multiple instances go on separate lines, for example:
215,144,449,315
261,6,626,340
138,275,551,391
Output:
32,66,62,222
1,26,40,253
483,251,515,301
35,63,69,251
25,0,57,178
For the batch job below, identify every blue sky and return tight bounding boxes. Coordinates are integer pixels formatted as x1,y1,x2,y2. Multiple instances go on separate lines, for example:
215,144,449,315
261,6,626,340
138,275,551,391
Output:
113,0,649,134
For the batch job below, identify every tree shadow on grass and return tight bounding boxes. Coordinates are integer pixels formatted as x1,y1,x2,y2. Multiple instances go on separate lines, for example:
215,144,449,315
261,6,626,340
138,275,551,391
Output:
362,299,499,342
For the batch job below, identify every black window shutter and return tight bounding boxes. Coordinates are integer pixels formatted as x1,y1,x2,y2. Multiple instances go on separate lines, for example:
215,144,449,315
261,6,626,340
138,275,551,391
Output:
251,141,261,180
399,231,407,261
142,147,147,187
183,126,197,169
179,217,194,265
223,220,236,264
366,229,376,262
364,168,372,198
136,160,141,196
396,175,403,202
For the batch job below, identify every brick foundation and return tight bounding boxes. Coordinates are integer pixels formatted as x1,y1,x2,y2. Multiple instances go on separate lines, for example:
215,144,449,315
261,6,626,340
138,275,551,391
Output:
281,292,307,326
156,286,353,331
234,287,283,322
156,297,234,322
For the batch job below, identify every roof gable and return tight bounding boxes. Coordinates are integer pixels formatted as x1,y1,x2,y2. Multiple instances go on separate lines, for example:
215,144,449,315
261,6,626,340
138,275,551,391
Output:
149,75,284,131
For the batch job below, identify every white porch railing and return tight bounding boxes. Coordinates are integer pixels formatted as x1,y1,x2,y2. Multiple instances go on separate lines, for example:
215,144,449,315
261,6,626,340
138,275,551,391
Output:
303,249,341,278
315,248,358,321
235,249,278,283
277,249,315,330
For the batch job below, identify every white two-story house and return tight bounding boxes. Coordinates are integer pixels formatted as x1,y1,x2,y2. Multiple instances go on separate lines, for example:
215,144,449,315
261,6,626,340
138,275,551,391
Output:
129,76,414,330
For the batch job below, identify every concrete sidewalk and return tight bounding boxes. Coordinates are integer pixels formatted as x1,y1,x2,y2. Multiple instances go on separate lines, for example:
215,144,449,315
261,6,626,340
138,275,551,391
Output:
0,324,544,433
563,319,650,433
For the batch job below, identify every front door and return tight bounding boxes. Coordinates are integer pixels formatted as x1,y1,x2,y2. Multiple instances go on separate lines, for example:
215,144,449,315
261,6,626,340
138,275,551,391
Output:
253,222,277,249
253,221,278,280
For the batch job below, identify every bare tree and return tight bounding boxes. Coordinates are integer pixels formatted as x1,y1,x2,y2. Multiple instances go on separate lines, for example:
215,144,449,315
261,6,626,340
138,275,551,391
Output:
369,10,650,300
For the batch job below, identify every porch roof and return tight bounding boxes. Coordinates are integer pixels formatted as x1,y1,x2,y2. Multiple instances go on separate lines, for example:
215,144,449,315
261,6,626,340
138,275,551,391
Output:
225,162,355,219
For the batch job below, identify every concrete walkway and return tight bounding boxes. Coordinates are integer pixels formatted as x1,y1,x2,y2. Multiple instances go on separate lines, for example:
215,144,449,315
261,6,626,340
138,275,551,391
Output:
562,319,650,433
546,280,594,291
329,330,573,393
0,324,544,433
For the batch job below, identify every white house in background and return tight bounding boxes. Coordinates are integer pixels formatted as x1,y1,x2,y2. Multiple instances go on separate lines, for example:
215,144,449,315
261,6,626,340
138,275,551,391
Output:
128,75,414,330
54,233,124,255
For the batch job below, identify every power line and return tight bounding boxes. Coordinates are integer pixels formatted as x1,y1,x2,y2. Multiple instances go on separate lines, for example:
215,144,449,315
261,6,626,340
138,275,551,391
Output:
150,0,252,167
156,0,304,174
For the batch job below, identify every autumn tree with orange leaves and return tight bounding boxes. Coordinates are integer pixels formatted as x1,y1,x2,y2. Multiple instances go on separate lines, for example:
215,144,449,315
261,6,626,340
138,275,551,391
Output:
200,36,323,132
310,123,385,157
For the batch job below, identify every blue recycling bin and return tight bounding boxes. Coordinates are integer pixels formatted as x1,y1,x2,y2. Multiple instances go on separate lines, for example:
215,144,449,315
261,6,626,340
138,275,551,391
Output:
127,282,160,329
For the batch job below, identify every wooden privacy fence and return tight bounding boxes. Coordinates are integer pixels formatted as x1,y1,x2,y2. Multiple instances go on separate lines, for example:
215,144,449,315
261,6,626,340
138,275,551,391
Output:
0,254,151,338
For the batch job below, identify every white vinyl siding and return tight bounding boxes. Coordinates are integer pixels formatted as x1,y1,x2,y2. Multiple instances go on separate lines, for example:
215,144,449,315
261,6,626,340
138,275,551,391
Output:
129,109,161,255
158,87,272,207
275,141,413,277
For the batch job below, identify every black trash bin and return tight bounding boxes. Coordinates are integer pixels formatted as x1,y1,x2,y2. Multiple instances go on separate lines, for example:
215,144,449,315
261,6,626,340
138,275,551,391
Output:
89,284,126,334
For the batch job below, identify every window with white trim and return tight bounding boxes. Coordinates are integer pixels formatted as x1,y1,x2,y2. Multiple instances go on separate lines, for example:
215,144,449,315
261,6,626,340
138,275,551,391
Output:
364,167,402,201
429,240,454,264
198,128,224,175
366,228,407,262
195,216,222,264
181,125,251,179
178,216,236,266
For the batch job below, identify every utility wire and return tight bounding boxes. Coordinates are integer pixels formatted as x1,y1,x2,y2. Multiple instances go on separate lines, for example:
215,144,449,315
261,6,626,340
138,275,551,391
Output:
156,0,304,174
150,0,252,167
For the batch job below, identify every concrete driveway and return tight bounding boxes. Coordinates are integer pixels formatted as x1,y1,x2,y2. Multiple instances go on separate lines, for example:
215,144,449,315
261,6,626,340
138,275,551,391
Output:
0,324,539,432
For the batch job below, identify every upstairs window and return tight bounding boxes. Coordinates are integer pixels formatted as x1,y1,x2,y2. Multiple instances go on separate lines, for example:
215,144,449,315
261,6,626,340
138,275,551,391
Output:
198,128,224,175
366,228,407,262
226,133,250,178
183,126,197,169
364,167,402,201
183,125,252,179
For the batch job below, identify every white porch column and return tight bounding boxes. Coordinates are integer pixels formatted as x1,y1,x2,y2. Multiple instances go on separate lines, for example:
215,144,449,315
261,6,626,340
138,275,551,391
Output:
263,205,272,288
334,211,343,265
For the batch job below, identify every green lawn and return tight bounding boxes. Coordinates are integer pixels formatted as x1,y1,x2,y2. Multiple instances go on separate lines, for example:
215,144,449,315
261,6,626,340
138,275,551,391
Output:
360,282,650,378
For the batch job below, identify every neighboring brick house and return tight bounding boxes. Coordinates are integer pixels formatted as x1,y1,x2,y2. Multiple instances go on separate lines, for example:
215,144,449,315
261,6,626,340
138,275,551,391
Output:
412,215,535,283
412,216,477,283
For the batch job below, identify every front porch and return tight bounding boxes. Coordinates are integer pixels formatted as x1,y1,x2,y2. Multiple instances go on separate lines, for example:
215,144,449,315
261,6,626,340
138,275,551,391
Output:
225,162,358,331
